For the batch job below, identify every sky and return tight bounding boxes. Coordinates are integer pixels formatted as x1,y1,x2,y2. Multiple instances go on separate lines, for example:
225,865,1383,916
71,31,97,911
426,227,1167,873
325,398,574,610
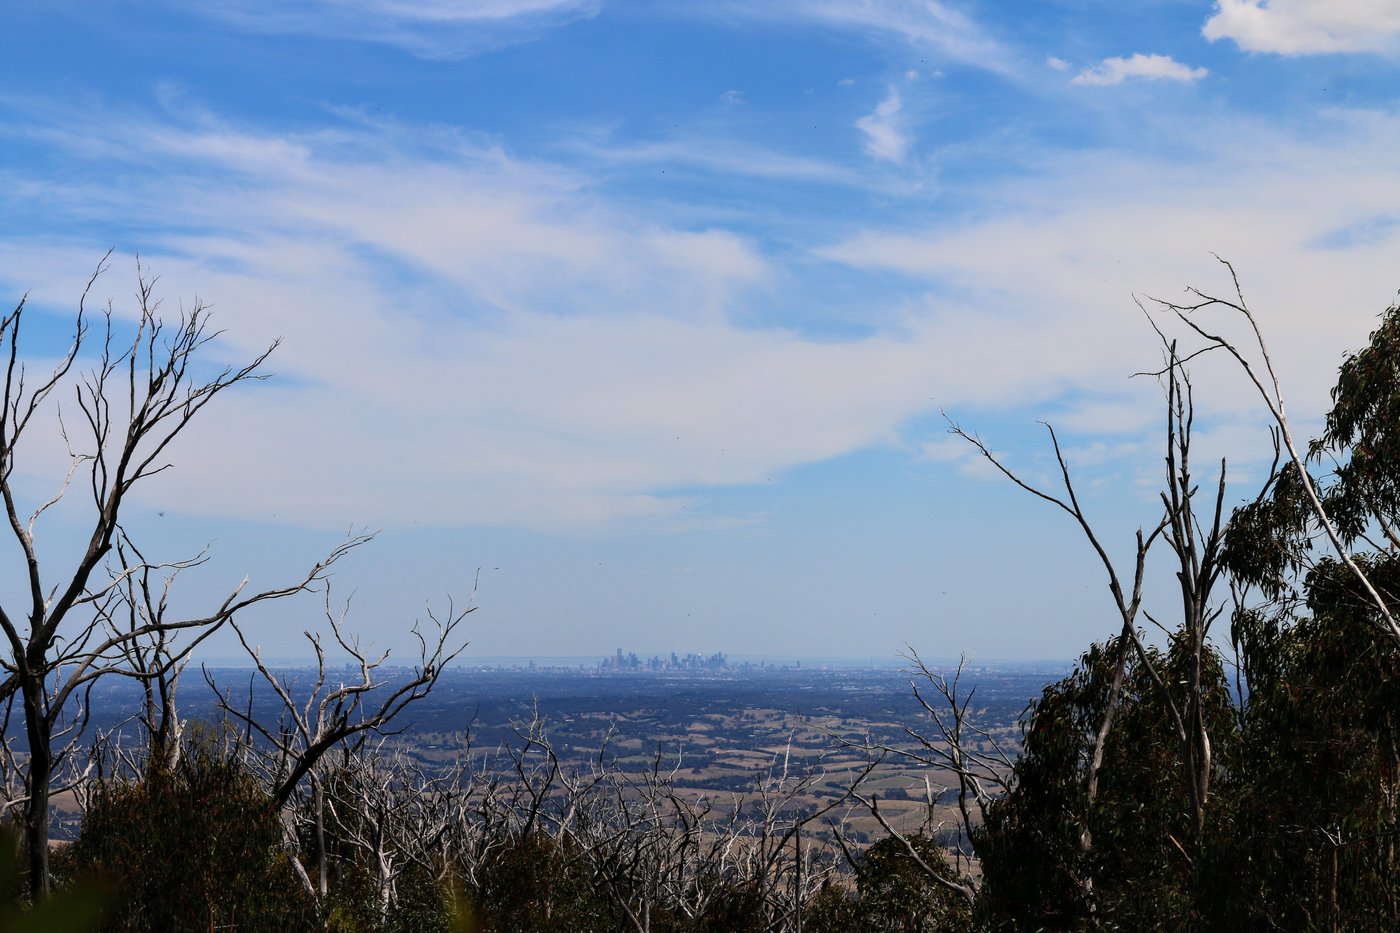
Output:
3,0,1400,664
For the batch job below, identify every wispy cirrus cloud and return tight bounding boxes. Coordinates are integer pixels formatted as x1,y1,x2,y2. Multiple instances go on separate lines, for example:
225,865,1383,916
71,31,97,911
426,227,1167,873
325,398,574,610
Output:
816,107,1400,428
0,100,960,531
188,0,600,58
700,0,1015,76
571,136,862,186
8,66,1400,537
1072,53,1208,86
1204,0,1400,55
12,93,1400,534
855,87,910,162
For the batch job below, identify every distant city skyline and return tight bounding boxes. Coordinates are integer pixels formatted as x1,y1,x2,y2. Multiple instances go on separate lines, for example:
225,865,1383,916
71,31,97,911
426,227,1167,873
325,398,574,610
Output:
3,3,1399,662
196,651,967,671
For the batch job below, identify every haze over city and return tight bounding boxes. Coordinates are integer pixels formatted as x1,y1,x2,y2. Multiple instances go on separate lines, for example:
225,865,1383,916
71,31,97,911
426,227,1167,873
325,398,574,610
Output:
4,1,1400,662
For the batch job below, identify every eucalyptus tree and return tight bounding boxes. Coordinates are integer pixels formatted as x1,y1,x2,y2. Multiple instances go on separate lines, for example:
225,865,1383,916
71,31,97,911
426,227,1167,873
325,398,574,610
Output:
935,334,1245,904
860,299,1279,925
1206,291,1400,928
1153,260,1400,641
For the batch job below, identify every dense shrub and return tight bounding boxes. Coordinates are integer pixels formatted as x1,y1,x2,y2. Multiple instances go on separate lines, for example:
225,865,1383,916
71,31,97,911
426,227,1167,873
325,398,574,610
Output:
461,832,612,933
61,745,316,932
802,835,970,933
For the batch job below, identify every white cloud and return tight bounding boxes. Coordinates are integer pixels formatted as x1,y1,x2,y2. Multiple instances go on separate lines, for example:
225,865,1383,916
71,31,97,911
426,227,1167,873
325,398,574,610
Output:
571,136,874,188
705,0,1015,76
190,0,600,58
0,105,954,531
1072,53,1208,86
919,436,971,463
11,93,1400,537
1204,0,1400,55
816,108,1400,436
1047,55,1070,71
856,87,910,162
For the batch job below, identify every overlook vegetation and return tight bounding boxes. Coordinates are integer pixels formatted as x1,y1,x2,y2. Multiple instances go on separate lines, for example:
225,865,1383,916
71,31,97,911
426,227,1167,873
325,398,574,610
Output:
2,264,1399,930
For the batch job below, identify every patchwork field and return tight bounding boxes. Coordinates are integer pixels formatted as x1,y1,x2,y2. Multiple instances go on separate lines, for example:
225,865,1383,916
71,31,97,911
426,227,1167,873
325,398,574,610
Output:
56,661,1065,846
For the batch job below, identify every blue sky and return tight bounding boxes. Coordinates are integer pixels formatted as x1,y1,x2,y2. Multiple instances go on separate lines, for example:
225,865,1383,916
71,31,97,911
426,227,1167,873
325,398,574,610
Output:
3,1,1400,663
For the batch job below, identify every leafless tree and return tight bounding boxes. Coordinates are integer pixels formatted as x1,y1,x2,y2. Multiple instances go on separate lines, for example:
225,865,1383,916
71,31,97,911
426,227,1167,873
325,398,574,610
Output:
0,708,28,823
425,709,869,932
211,586,470,900
1128,329,1277,842
0,257,361,896
893,325,1266,908
1145,257,1400,644
945,412,1168,875
845,651,1010,906
315,743,464,924
730,739,871,931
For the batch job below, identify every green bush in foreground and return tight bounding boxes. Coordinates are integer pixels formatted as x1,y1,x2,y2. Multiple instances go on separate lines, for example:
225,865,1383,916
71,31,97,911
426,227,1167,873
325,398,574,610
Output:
61,745,315,933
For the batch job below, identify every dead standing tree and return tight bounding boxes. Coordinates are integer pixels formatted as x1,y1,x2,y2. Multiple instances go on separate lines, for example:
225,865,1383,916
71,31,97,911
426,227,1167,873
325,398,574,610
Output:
1129,329,1268,844
846,651,1012,907
1148,258,1400,645
0,258,361,897
321,745,439,925
438,712,870,933
924,332,1253,907
210,588,470,902
945,414,1168,883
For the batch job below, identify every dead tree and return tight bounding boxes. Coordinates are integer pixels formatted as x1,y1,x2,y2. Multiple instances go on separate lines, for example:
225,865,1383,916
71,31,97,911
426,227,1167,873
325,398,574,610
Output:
946,414,1167,878
1129,330,1270,843
919,328,1261,905
319,744,461,925
0,258,360,897
211,587,470,901
438,710,868,933
1146,257,1400,644
845,652,1009,906
736,739,869,930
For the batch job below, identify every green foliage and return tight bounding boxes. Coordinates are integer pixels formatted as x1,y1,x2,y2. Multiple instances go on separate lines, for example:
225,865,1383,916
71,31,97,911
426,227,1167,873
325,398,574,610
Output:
974,636,1236,931
322,861,454,933
461,833,612,933
969,296,1400,930
1223,461,1316,595
802,835,970,933
852,834,971,932
974,651,1097,929
685,880,769,933
1226,301,1400,592
312,763,455,933
1318,301,1400,543
1209,300,1400,929
802,881,860,933
62,742,316,932
1211,555,1400,929
2,887,107,933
